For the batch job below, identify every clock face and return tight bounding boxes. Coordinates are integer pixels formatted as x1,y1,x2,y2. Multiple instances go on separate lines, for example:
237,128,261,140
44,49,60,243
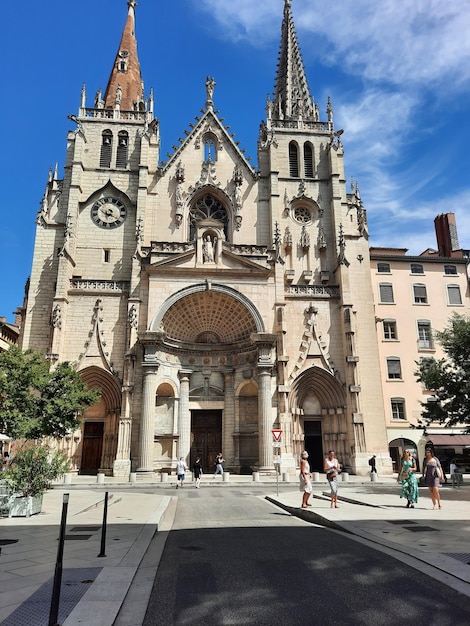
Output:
91,197,127,228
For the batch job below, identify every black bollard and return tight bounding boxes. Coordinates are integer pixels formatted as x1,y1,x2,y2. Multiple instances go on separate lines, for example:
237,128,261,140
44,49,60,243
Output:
48,493,69,626
98,491,108,557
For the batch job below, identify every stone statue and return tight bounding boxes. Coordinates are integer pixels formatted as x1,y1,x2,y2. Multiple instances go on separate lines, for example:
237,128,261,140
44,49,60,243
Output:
203,235,215,263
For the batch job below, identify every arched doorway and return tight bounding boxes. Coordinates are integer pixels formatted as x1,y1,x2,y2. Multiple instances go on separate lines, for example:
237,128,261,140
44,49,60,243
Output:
78,367,121,475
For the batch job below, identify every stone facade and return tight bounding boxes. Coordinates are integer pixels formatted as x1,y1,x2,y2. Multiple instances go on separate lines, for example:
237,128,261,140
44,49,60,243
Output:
20,0,392,477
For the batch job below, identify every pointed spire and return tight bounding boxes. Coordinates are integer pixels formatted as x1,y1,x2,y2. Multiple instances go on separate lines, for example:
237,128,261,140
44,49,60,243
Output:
103,1,143,111
273,0,315,122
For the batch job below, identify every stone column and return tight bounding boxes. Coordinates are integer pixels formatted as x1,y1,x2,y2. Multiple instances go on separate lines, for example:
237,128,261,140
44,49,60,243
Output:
113,386,132,476
178,370,192,463
257,367,273,470
251,333,277,472
223,370,235,466
137,364,159,476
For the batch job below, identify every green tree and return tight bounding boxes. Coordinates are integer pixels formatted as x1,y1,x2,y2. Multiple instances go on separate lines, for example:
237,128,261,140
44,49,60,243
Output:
0,346,100,439
415,313,470,432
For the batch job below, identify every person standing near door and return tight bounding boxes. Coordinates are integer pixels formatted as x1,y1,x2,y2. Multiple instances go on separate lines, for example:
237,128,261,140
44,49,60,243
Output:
193,457,203,488
176,457,188,488
213,452,225,477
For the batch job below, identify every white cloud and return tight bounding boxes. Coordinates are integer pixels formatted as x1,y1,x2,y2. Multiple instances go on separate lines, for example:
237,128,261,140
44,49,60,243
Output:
196,0,470,91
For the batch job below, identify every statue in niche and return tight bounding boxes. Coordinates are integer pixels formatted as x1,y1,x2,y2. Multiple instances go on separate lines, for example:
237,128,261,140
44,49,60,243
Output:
203,235,215,263
116,84,122,106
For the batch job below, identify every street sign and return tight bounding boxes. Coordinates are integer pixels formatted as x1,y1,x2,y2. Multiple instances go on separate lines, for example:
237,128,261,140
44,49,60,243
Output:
273,442,282,448
272,429,282,442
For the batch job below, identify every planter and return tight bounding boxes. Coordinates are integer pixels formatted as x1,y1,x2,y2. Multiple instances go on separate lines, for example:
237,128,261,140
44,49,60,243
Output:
8,494,43,518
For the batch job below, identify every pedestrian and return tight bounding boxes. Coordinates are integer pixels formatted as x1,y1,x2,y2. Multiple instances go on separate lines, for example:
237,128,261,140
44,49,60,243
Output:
324,450,341,508
176,456,188,488
368,454,377,474
422,447,444,509
299,451,313,508
193,457,203,488
213,452,225,477
449,459,461,488
397,449,418,508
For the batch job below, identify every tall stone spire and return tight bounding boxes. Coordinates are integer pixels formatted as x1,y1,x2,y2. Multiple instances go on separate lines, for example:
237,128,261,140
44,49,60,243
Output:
103,1,144,111
273,0,315,122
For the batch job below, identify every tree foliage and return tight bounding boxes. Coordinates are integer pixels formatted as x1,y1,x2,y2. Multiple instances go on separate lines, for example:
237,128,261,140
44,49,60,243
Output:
0,346,100,439
3,443,70,496
415,313,470,432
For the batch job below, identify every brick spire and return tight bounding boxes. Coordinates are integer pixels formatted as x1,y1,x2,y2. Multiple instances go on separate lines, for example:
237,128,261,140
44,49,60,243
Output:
103,1,143,111
273,0,315,122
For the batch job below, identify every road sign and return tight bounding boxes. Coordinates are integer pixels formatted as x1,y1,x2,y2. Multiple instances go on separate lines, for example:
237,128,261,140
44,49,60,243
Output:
272,429,282,442
272,442,282,448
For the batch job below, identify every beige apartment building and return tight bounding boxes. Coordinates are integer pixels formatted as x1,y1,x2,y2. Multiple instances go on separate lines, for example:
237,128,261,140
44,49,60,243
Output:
20,1,470,479
371,213,470,473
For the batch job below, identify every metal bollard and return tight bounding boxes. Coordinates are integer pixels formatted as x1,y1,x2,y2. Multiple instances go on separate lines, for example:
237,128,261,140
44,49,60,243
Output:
370,473,378,482
97,473,105,484
312,472,320,482
223,472,230,482
252,472,260,482
161,472,168,483
282,472,290,482
341,472,349,482
64,473,72,485
129,472,137,483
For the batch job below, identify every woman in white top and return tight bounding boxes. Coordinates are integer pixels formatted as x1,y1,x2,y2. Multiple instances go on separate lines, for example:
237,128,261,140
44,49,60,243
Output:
324,450,341,508
299,451,313,508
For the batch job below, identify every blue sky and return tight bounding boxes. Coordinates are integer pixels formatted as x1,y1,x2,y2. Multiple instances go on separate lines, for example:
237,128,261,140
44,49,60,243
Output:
2,0,470,324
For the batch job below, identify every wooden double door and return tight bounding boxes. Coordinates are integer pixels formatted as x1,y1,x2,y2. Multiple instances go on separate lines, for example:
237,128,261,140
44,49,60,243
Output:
191,410,222,474
80,421,104,475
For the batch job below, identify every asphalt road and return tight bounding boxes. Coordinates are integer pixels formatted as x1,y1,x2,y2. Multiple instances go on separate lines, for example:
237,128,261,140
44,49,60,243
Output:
142,487,470,626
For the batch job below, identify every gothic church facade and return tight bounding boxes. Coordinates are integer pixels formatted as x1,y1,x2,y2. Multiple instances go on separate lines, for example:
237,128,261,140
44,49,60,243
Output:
20,0,391,477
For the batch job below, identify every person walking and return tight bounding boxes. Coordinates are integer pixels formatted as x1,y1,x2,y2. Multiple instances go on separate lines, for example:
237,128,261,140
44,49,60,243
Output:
422,447,444,509
213,452,225,478
397,449,418,508
368,455,377,474
299,451,313,508
193,457,203,488
324,450,341,508
176,457,188,488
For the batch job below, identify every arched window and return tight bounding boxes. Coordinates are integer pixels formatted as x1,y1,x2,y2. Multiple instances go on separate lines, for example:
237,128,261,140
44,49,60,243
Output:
116,131,128,168
303,143,314,178
100,130,113,168
289,142,299,177
189,194,228,241
204,135,217,162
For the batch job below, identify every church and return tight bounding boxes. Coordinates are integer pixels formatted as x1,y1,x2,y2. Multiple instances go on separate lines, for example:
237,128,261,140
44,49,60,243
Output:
20,0,392,477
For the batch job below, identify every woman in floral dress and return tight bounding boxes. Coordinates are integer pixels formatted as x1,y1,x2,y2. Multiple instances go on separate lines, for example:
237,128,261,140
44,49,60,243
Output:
397,449,418,508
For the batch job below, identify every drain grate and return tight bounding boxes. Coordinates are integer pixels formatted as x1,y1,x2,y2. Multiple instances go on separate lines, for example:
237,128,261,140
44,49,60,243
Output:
444,553,470,565
402,525,437,532
1,567,102,626
64,535,93,540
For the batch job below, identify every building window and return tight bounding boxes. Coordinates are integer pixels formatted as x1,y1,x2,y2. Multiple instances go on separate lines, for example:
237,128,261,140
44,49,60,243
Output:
391,398,406,421
410,263,424,274
447,284,462,305
377,262,391,273
383,319,397,340
189,194,228,241
289,141,299,177
116,131,128,168
379,283,394,303
444,264,457,275
204,135,217,162
303,143,314,178
386,357,402,380
417,320,433,349
293,206,312,224
413,283,428,304
99,130,113,168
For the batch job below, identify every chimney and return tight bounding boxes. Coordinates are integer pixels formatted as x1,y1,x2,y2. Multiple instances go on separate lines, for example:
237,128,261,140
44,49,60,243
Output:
434,213,461,258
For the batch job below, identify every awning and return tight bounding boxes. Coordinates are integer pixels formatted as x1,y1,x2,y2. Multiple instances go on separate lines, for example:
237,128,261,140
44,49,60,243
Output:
426,435,470,447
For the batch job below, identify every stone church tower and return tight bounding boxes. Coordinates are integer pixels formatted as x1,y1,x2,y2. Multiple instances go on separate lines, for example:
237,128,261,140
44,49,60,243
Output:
21,0,391,477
